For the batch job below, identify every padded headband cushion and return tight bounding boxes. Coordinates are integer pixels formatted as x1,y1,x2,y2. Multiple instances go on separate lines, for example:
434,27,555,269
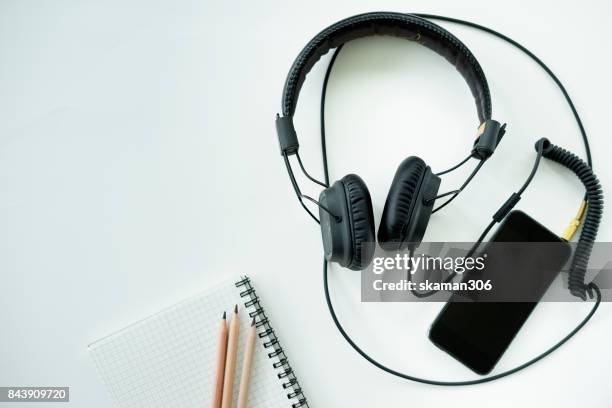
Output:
378,156,426,249
282,12,492,123
342,174,375,269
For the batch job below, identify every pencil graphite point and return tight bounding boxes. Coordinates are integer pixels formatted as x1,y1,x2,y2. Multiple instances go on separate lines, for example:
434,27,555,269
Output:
223,311,226,320
234,304,238,314
251,317,256,326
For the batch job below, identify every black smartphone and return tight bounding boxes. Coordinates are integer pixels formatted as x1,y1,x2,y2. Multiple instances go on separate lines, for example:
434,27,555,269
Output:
428,211,571,375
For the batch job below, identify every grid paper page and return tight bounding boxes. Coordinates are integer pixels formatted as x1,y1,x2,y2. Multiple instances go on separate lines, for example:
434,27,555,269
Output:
89,278,293,408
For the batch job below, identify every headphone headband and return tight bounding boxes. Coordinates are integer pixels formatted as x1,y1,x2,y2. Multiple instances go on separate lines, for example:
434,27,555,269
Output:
281,12,492,123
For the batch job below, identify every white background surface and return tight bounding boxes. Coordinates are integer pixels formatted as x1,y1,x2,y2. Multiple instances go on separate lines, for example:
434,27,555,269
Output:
1,0,611,407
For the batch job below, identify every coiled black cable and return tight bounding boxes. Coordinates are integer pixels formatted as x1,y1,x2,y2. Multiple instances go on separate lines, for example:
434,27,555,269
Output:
538,138,604,300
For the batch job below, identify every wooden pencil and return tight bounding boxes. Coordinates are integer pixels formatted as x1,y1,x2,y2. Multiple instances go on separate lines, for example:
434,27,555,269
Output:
211,311,228,408
237,317,257,408
221,305,239,408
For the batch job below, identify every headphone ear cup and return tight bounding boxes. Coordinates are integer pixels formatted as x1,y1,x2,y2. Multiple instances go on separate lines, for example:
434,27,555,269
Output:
318,174,375,270
378,157,440,251
342,174,376,270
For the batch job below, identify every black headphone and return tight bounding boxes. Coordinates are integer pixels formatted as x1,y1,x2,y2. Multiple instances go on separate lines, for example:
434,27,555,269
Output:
276,12,604,387
276,12,505,270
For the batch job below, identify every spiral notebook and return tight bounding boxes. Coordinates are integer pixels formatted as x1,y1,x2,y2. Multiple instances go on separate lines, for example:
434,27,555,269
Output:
89,276,308,408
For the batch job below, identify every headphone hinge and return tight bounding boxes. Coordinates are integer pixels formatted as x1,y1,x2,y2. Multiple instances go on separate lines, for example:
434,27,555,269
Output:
276,114,299,156
471,120,506,160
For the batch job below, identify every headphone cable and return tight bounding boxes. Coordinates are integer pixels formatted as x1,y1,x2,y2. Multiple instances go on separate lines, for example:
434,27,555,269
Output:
412,140,544,298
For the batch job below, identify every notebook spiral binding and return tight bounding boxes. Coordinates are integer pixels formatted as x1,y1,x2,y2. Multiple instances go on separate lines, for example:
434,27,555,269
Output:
236,277,309,408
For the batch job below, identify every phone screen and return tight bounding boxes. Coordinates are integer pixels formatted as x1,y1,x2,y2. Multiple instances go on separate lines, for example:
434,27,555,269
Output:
428,211,571,375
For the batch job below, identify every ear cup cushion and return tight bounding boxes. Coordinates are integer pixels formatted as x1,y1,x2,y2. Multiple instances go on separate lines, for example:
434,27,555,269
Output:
341,174,375,270
378,156,427,249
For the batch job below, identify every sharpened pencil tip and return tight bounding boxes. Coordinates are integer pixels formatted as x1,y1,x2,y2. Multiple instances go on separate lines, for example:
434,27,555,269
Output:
251,317,256,326
222,311,226,320
234,304,238,314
